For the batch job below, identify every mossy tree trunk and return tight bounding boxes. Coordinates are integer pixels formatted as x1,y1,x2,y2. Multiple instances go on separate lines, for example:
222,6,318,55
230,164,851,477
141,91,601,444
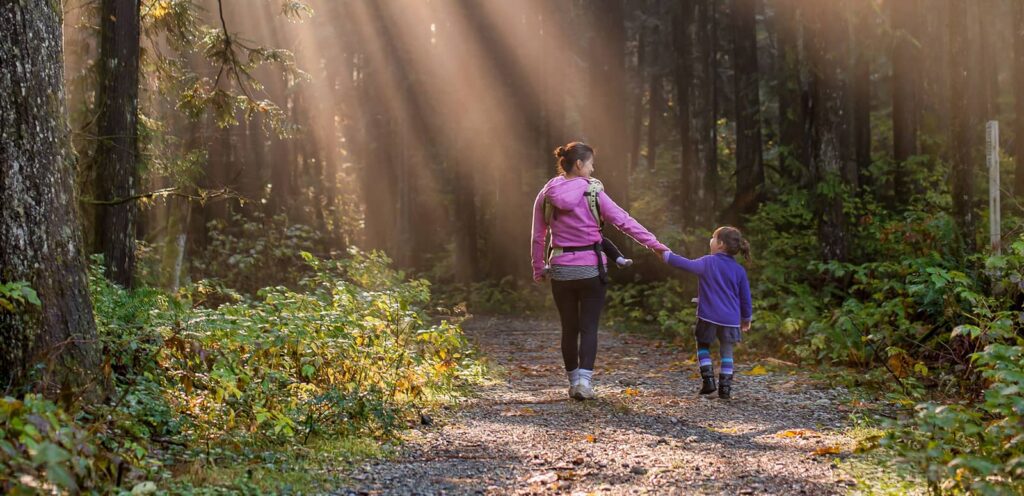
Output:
0,2,102,396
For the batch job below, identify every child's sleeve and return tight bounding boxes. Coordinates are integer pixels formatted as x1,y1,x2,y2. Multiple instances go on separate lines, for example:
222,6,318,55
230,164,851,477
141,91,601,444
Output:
662,251,707,275
530,190,548,281
739,269,752,322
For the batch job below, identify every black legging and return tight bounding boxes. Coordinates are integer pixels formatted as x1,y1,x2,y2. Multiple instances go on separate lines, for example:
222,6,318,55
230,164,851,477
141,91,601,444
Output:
551,276,607,371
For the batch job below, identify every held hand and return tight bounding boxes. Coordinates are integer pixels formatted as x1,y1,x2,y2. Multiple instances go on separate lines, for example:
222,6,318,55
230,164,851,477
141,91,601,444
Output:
534,265,550,283
654,248,670,263
741,321,751,333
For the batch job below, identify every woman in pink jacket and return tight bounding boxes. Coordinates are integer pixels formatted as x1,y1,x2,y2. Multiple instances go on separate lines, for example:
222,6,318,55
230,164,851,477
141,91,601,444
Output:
531,142,668,400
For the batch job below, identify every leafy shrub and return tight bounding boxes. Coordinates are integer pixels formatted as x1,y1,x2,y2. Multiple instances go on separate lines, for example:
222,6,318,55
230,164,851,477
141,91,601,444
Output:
0,281,41,313
192,212,324,293
0,247,482,492
888,342,1024,495
0,395,114,494
435,277,553,316
96,249,475,447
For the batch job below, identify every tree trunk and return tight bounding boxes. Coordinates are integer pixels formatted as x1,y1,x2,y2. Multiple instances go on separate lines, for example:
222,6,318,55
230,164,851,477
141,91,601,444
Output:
891,0,920,202
1,2,102,395
692,0,719,217
587,0,630,208
805,0,850,262
775,0,806,179
631,29,646,173
949,0,975,250
93,0,141,288
1016,0,1024,196
646,25,662,170
851,0,871,191
703,0,720,217
673,1,696,219
973,0,998,122
730,0,764,221
586,0,631,252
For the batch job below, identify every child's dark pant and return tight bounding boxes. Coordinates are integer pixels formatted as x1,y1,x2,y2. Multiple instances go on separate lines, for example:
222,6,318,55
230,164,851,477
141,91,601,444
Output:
695,319,741,375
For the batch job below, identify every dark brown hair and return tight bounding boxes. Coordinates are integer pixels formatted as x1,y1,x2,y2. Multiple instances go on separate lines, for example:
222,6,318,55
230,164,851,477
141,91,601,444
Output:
553,142,594,176
713,226,752,261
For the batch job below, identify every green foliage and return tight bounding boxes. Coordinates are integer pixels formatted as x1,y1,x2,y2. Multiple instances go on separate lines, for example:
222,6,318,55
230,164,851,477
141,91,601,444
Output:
0,395,114,493
102,248,474,444
192,213,324,293
605,278,697,336
435,277,554,316
1,248,479,493
0,281,41,313
888,342,1024,495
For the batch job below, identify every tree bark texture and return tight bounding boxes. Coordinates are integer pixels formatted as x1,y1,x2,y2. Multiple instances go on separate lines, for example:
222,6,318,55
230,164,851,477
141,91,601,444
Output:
731,0,764,220
93,0,141,287
1,2,102,394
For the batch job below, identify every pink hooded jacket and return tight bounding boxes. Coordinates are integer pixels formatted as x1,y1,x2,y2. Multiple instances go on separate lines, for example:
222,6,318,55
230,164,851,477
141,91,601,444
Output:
531,176,668,281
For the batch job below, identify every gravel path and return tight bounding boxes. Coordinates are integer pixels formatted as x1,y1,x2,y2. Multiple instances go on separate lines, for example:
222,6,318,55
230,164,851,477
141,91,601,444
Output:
342,316,857,495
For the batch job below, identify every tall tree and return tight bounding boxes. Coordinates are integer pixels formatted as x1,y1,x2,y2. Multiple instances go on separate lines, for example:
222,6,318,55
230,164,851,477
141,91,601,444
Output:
93,0,142,287
1016,0,1024,196
672,0,697,218
805,0,851,261
730,0,764,220
774,0,806,179
851,0,872,190
891,0,921,201
586,0,630,207
630,27,646,174
646,23,663,170
692,0,719,215
948,0,975,249
1,2,102,393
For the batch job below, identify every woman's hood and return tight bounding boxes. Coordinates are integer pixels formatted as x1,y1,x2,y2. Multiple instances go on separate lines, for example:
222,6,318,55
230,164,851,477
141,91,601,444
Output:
542,176,590,210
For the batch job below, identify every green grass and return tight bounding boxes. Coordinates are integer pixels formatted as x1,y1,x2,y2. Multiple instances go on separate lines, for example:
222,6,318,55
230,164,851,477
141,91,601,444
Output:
836,419,927,496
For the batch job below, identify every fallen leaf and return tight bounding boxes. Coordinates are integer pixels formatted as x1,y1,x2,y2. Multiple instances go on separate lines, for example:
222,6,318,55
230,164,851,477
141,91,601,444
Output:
585,434,596,443
774,429,818,438
623,387,640,397
748,365,768,375
812,445,842,456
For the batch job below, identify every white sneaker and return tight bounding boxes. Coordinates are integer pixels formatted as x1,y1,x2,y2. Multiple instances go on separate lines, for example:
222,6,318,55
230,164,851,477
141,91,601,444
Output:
573,378,596,400
568,383,578,399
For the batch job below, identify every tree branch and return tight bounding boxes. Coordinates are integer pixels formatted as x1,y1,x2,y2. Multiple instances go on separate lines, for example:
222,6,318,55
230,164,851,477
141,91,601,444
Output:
84,187,239,206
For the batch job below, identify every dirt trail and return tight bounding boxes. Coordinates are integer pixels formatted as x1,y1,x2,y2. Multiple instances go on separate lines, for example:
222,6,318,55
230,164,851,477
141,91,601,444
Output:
342,316,857,495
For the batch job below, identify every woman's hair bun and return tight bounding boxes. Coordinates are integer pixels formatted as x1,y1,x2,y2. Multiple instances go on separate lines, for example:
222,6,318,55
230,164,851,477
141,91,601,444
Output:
553,146,566,158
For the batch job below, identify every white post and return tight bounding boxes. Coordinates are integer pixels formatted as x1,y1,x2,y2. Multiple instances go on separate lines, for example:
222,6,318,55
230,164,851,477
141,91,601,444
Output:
986,120,1001,254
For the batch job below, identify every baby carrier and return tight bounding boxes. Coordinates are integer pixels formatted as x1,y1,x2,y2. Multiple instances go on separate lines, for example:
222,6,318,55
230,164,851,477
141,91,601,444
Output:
543,178,608,283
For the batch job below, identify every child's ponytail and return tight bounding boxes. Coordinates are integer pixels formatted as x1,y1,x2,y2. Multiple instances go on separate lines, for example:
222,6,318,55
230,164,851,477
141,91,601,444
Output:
713,226,752,262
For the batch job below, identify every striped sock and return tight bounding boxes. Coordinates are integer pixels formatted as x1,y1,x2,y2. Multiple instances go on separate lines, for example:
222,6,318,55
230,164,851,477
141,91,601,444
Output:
720,357,734,376
720,340,735,376
697,344,713,376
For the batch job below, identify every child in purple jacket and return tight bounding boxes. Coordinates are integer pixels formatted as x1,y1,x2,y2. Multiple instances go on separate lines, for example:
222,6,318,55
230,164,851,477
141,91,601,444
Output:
661,226,752,399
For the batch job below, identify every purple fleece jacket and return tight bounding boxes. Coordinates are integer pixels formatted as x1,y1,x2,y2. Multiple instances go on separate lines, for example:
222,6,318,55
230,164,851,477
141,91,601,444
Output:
531,176,667,281
662,251,753,327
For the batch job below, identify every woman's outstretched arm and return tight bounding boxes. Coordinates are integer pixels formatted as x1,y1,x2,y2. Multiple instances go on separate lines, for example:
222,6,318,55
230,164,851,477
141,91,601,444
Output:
597,191,669,253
